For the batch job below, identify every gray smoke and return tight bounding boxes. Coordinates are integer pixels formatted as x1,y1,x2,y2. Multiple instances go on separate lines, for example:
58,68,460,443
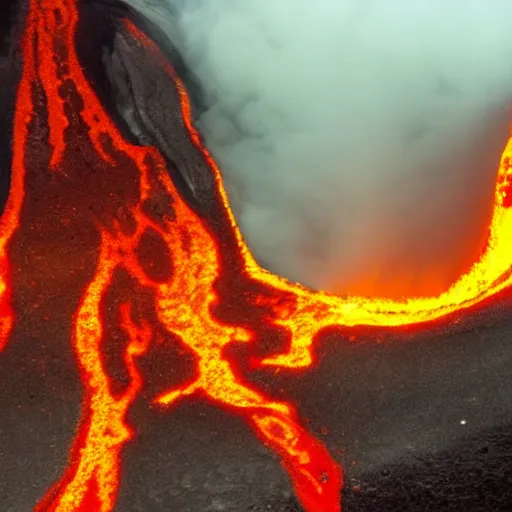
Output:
128,0,512,298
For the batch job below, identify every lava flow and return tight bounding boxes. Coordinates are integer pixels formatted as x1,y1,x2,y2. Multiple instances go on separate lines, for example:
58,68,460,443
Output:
3,0,512,511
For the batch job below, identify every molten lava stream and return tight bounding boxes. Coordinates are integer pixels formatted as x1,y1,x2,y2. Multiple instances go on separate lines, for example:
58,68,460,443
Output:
18,0,341,511
5,0,512,511
0,0,39,352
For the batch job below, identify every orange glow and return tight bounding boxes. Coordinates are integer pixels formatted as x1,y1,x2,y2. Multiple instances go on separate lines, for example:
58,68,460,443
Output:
0,0,38,352
3,0,512,512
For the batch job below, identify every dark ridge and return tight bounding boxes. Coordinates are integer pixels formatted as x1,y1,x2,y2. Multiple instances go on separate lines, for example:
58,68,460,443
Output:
74,0,141,144
75,0,206,138
74,0,213,216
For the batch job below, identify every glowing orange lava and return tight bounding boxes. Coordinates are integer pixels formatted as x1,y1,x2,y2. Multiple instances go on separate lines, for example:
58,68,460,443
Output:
3,0,512,511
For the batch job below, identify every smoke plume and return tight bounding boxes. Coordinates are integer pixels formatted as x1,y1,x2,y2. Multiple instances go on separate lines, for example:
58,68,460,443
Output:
127,0,512,298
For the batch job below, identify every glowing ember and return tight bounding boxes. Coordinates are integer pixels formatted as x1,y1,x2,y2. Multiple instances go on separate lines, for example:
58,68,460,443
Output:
3,0,512,511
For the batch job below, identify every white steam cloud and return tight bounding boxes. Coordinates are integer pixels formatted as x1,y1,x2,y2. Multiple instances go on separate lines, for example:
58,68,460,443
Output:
129,0,512,298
